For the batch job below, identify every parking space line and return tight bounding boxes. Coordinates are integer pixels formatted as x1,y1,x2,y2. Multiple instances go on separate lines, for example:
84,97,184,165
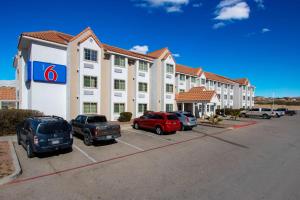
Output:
73,145,97,163
116,139,144,151
124,129,173,142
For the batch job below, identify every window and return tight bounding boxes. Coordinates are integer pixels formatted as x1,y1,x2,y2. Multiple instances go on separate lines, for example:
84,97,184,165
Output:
138,104,147,113
166,84,173,93
243,96,246,100
139,61,148,72
166,104,173,112
248,96,250,101
114,103,125,113
83,102,97,114
84,49,98,62
191,77,196,83
210,81,214,86
224,95,227,100
243,86,246,90
207,105,209,112
218,82,221,87
210,105,214,112
83,76,97,88
179,89,185,92
114,79,125,90
201,79,206,85
231,85,234,89
138,82,148,92
225,84,228,89
230,95,233,100
114,55,126,67
180,74,185,81
166,64,174,74
1,101,16,109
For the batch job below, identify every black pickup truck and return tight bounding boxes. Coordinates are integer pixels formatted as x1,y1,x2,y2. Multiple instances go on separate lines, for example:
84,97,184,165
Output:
71,115,121,146
275,108,297,116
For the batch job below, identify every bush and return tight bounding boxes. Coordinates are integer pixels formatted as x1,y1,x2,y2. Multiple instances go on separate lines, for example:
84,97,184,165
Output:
208,115,223,125
118,112,132,122
0,109,43,136
216,108,242,117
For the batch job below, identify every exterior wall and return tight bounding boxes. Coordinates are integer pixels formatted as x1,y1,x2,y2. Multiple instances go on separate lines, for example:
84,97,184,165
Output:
162,56,176,111
29,41,67,118
78,37,102,115
100,56,111,119
134,61,150,117
150,59,162,111
110,55,128,120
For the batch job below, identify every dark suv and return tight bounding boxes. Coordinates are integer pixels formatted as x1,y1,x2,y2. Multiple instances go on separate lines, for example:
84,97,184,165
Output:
16,116,73,158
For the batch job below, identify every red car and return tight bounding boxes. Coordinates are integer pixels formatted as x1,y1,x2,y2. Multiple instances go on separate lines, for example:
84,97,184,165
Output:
133,112,181,135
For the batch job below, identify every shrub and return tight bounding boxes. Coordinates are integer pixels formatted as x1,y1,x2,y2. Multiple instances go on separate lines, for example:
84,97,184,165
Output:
208,115,223,125
216,108,242,117
118,112,132,122
0,109,43,136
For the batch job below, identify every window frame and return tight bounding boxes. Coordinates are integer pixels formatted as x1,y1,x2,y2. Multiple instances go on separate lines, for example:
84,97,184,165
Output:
83,102,98,114
84,48,98,62
166,104,173,112
114,55,126,68
166,84,174,93
166,64,174,74
138,104,147,113
139,61,148,72
83,76,98,89
114,79,126,91
138,82,148,92
114,103,125,114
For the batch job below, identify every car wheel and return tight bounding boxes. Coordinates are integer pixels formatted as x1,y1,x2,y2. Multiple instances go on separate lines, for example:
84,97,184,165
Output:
276,114,280,118
26,142,34,158
262,114,269,119
241,113,247,118
83,133,92,146
134,123,139,130
155,126,163,135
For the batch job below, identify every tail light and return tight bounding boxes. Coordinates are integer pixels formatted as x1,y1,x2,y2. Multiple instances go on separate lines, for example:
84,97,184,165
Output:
34,136,39,145
185,117,190,123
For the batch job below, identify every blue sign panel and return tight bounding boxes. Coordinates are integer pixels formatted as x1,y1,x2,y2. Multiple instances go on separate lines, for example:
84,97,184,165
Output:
32,61,67,84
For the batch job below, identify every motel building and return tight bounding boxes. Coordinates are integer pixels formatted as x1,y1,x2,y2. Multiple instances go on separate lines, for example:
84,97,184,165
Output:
13,27,255,121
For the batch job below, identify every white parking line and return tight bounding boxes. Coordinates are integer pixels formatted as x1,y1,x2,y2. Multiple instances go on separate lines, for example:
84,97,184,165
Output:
125,129,172,142
116,139,144,151
73,144,97,163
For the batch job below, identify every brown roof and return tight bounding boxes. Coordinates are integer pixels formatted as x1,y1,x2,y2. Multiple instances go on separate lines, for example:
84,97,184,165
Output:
204,71,236,84
22,31,73,45
235,78,249,85
176,90,216,102
176,64,202,76
147,47,168,58
102,44,155,61
189,86,206,92
0,87,16,100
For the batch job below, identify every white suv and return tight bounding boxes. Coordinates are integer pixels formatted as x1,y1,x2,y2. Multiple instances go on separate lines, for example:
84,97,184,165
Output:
240,108,273,119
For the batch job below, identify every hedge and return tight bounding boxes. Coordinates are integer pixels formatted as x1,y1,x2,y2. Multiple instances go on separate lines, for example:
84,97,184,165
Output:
0,109,43,136
216,108,243,117
118,112,133,122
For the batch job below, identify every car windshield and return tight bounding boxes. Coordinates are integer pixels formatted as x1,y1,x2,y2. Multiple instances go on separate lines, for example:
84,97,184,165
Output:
87,116,107,123
167,115,178,120
38,121,70,134
184,113,195,118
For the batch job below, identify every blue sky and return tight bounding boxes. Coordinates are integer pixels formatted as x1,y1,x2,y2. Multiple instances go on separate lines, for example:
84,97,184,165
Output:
0,0,299,97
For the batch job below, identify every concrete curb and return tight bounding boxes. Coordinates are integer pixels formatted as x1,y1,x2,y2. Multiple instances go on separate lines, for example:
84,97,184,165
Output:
0,140,22,185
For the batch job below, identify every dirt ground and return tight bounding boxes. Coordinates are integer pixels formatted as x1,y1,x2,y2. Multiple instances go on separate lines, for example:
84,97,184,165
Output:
255,104,300,110
0,141,14,178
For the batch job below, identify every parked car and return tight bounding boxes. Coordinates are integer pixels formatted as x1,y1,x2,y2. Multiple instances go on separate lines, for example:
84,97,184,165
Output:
272,109,285,117
169,111,197,131
70,114,121,146
240,108,273,119
133,112,181,135
276,108,296,116
16,116,73,158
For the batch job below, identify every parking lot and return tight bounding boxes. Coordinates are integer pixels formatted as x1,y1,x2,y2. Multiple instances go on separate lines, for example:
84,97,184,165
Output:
1,114,300,200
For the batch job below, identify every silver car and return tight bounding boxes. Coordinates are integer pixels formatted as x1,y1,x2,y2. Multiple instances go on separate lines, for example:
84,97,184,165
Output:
170,111,197,131
240,108,273,119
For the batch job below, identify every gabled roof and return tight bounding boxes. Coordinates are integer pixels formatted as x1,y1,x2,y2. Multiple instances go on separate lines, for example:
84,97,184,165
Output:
189,86,206,92
176,64,202,76
102,44,155,61
0,87,16,100
204,71,236,84
21,31,73,45
235,78,249,85
147,47,168,58
176,89,216,102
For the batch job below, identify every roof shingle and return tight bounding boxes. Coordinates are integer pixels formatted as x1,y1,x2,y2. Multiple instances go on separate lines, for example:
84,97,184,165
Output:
22,31,73,45
0,87,16,101
204,71,236,84
176,64,202,76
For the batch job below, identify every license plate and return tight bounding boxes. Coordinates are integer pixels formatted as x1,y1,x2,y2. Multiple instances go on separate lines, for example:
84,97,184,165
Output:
106,135,112,139
52,140,60,145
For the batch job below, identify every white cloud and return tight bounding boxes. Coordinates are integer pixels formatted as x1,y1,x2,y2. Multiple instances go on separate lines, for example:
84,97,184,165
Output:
213,22,226,29
130,45,149,54
215,1,250,20
172,53,180,57
262,28,270,33
254,0,265,9
134,0,189,13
